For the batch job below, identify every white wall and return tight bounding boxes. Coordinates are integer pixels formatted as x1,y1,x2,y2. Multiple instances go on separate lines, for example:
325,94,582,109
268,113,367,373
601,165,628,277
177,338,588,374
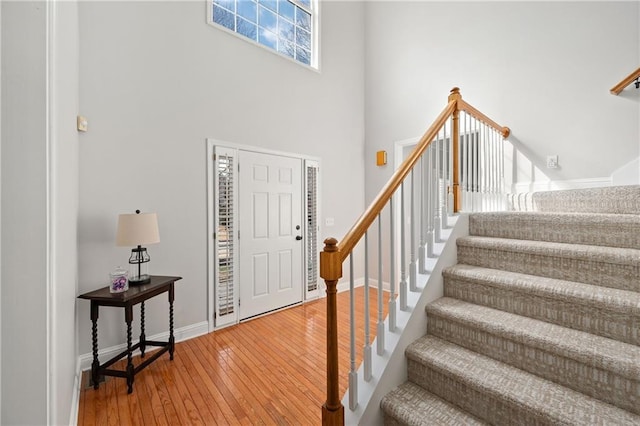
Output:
51,2,80,424
1,2,49,424
611,157,640,185
77,1,365,352
364,1,639,203
1,1,79,424
0,0,3,420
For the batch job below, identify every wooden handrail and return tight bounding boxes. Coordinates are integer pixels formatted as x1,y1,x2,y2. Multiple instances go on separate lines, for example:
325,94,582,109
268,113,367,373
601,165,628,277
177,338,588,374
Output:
337,100,456,261
610,66,640,95
458,99,511,138
320,87,510,426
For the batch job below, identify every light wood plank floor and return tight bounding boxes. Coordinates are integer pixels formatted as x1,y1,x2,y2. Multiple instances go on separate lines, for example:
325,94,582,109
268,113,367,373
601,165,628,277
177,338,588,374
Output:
78,287,389,425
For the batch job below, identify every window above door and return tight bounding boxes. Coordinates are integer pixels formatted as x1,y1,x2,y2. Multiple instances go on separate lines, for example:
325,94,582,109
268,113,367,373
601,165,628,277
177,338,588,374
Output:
208,0,318,68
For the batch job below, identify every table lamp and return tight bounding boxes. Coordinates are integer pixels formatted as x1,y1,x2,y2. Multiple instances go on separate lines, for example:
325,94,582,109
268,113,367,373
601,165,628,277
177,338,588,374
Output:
116,210,160,285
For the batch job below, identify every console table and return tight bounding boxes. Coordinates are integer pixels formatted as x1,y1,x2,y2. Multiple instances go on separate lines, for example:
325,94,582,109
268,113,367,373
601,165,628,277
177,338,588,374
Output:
78,275,182,394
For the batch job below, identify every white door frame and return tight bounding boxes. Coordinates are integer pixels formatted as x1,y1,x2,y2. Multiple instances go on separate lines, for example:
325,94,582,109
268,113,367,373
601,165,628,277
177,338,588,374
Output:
206,139,321,332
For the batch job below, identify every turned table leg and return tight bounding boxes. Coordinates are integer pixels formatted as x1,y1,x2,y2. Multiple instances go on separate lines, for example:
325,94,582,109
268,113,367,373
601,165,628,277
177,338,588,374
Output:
125,305,134,394
169,284,175,361
90,302,100,390
140,301,146,358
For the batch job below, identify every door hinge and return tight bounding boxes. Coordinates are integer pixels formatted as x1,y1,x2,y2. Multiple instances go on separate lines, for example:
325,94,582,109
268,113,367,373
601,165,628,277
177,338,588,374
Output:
213,232,216,240
214,312,217,319
213,153,217,161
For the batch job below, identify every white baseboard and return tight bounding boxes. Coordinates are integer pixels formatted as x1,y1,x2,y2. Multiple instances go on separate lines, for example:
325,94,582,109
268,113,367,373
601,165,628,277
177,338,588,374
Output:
69,358,82,426
513,177,612,193
336,277,390,294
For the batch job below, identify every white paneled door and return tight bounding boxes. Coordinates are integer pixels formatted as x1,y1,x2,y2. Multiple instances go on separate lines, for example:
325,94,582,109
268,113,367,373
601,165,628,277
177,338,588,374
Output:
238,151,304,320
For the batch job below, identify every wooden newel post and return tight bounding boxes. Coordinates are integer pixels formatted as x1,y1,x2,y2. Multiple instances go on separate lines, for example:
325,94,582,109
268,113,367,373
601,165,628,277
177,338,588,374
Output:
448,87,462,213
320,237,345,426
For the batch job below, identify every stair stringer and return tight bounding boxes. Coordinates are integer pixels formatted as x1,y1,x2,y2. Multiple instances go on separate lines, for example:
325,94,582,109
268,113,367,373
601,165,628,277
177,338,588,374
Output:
343,214,469,426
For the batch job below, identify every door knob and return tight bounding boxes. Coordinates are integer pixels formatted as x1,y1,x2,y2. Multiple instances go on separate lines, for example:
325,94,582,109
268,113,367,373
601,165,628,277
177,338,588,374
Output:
296,235,303,241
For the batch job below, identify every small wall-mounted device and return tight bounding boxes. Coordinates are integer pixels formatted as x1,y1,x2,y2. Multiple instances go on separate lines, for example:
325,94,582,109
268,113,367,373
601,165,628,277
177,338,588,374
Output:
77,115,88,132
546,154,559,169
376,150,387,166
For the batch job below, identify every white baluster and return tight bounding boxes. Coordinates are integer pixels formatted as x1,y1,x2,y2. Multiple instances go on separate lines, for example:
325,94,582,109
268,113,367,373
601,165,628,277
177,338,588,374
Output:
349,254,357,410
485,123,491,210
490,124,496,210
500,130,506,209
492,127,498,210
450,124,455,214
363,232,372,382
399,182,408,310
376,215,384,356
434,134,442,242
441,124,448,226
409,170,417,291
426,144,435,258
469,113,476,212
462,113,468,211
389,196,396,332
479,118,485,210
465,114,478,212
418,156,426,274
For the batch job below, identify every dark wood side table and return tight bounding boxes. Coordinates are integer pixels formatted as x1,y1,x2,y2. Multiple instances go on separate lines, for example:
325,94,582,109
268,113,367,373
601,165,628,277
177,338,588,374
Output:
78,275,182,394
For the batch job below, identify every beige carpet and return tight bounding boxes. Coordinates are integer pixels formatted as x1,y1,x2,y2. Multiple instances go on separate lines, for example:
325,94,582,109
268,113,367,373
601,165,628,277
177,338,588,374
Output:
381,185,640,425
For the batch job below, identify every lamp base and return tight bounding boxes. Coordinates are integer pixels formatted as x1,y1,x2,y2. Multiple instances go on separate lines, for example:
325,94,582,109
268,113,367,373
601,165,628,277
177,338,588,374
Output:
129,275,151,285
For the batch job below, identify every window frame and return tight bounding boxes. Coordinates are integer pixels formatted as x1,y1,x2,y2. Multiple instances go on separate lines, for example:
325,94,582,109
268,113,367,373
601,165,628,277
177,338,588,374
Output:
206,0,320,70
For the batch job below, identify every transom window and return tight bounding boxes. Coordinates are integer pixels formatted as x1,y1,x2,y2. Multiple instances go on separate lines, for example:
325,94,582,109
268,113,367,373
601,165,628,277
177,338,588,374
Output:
209,0,315,67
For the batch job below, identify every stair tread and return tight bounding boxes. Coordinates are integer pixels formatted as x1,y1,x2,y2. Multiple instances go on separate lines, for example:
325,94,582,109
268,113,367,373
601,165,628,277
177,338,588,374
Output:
381,382,488,426
444,264,640,310
457,236,640,266
406,336,640,425
532,185,640,214
469,211,640,249
472,211,640,221
426,297,640,377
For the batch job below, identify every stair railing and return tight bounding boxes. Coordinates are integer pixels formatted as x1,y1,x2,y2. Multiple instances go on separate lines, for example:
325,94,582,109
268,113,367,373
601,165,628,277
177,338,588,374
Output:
610,66,640,95
320,87,510,425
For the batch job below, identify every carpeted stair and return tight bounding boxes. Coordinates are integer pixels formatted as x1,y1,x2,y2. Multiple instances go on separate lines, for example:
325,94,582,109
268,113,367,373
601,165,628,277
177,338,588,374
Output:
381,185,640,425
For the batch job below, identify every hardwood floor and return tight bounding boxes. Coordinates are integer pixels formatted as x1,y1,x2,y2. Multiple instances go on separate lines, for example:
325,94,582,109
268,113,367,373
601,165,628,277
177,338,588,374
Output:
78,287,389,425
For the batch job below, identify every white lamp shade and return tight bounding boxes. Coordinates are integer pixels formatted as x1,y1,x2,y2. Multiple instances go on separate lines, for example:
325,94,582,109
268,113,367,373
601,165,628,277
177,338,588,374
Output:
116,212,160,247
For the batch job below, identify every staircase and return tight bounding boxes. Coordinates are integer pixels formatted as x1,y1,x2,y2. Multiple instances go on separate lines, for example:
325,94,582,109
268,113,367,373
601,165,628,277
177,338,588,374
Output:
381,186,640,425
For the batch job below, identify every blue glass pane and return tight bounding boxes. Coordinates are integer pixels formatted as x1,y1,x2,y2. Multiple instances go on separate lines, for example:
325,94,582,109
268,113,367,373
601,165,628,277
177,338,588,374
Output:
278,0,294,21
296,46,310,65
258,5,277,32
237,0,257,23
258,0,277,12
214,0,235,12
213,4,235,30
258,27,277,49
296,27,310,50
279,18,294,41
278,38,294,58
298,0,311,8
295,7,311,31
237,17,257,40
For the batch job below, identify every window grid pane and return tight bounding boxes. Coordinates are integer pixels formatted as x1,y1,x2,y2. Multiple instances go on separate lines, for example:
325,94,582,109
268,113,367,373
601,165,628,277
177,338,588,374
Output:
213,4,236,31
210,0,314,67
237,0,257,23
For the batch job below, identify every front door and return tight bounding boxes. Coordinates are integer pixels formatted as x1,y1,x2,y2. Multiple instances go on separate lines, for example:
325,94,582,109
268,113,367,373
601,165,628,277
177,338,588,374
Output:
238,150,304,320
